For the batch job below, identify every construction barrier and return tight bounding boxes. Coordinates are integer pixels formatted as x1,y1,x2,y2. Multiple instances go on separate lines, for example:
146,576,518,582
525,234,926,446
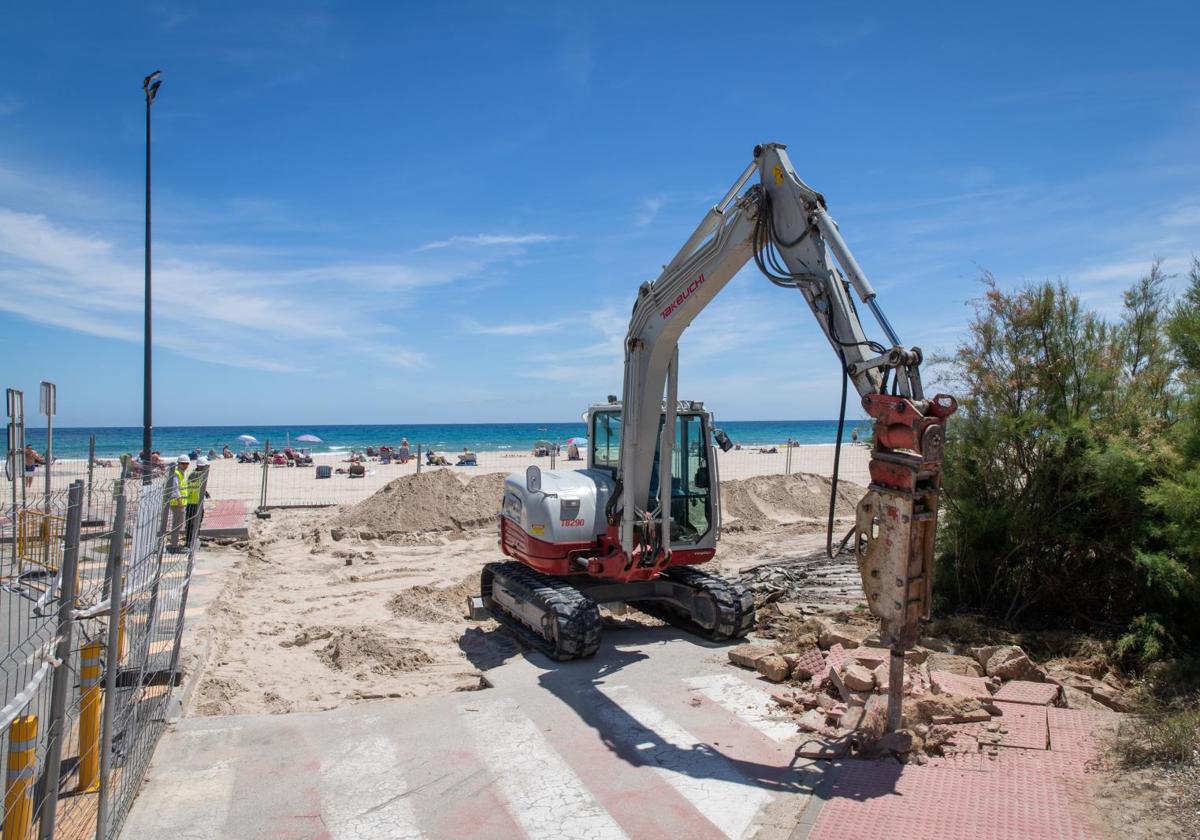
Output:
77,642,102,793
3,716,36,840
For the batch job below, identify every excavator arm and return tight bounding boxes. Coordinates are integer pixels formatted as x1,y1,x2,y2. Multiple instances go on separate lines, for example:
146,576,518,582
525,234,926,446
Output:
616,143,957,727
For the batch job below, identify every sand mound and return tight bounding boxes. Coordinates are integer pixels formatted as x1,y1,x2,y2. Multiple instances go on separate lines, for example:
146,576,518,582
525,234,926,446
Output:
720,473,864,530
388,575,477,624
332,470,507,535
316,627,434,675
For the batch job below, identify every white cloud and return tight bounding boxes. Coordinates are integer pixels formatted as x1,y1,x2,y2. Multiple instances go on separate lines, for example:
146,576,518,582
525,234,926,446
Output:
0,206,474,374
416,233,563,251
635,197,665,228
1162,204,1200,227
461,318,570,336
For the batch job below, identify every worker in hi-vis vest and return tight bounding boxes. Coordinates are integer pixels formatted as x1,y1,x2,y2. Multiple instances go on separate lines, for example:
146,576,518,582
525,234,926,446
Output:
184,456,211,549
167,454,190,553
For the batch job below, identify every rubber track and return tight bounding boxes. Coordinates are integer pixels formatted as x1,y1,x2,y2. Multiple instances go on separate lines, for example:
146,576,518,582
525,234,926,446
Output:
631,566,756,641
481,561,603,661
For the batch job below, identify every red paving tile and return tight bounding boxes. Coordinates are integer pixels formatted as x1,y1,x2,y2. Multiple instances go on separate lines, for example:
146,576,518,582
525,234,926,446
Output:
929,669,993,700
808,757,1103,839
201,499,250,537
1047,707,1117,758
993,680,1061,706
960,701,1048,750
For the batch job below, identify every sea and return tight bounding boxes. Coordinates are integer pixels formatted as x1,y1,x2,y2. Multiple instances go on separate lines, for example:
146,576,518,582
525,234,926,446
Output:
19,420,868,460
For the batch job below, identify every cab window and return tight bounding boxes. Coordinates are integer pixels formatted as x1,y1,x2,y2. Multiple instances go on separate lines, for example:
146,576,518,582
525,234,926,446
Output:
591,411,621,472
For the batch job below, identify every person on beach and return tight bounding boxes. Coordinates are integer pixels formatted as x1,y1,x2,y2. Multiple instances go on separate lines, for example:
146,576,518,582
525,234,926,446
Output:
184,457,211,548
222,444,233,459
398,439,412,464
456,447,477,466
166,455,190,553
23,444,43,488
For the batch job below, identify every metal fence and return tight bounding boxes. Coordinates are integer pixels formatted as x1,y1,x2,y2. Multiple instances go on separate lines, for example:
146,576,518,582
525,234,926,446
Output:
1,469,202,839
1,434,875,515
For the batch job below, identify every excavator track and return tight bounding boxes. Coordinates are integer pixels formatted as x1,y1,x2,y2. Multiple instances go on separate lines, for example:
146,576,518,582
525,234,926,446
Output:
630,566,756,641
481,561,603,661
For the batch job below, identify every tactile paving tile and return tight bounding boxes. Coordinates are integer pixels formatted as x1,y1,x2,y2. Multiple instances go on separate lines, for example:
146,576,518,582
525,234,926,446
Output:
790,646,826,677
807,759,1103,839
960,702,1048,750
1046,706,1117,759
993,680,1061,706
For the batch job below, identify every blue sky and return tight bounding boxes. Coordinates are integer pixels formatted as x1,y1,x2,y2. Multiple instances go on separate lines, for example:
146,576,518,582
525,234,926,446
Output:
2,2,1199,426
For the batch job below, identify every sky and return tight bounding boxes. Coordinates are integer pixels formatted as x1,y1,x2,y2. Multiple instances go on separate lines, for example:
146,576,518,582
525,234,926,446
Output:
2,2,1199,427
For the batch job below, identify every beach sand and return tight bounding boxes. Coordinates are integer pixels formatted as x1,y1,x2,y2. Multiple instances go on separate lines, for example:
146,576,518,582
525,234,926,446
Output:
188,468,867,717
1,443,871,508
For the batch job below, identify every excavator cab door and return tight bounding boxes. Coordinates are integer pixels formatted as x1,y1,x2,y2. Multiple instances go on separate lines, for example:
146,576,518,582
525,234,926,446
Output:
647,412,713,546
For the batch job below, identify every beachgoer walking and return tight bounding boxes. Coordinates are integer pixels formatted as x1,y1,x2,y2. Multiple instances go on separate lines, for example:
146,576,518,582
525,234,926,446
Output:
167,455,190,553
23,444,43,489
184,457,211,549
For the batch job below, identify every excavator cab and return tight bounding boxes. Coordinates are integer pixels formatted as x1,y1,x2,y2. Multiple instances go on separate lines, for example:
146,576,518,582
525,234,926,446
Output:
588,404,717,548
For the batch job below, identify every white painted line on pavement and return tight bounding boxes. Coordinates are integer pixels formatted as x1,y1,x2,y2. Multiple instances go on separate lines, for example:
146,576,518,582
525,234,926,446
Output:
461,697,628,840
684,673,799,742
598,684,773,840
321,733,424,840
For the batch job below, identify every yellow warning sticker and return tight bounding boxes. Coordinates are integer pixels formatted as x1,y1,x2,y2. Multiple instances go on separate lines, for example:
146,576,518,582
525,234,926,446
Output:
531,524,545,535
773,165,784,186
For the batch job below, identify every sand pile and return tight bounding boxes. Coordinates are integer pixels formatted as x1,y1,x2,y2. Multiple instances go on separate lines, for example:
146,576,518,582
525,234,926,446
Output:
316,627,434,675
332,470,508,535
388,575,477,624
720,473,864,530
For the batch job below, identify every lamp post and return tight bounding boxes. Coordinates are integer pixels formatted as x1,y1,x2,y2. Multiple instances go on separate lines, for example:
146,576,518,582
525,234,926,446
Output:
142,70,161,483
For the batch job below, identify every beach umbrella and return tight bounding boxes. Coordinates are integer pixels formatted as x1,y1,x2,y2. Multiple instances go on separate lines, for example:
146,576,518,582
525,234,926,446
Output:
565,437,588,446
296,434,321,443
237,434,258,444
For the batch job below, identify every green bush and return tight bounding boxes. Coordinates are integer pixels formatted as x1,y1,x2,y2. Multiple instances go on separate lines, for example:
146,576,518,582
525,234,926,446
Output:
936,259,1200,665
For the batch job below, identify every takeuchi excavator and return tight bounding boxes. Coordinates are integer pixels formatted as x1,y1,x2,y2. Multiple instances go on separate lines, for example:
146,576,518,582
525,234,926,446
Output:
478,142,956,728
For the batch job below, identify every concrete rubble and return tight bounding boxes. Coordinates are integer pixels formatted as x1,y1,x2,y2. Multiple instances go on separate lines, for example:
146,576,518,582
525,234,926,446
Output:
725,613,1137,764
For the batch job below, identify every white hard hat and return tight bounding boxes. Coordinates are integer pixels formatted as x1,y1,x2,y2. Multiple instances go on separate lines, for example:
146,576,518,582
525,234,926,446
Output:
197,457,209,466
177,454,190,464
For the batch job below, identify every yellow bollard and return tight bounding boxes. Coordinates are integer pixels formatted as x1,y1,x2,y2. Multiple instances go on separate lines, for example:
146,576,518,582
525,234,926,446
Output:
77,642,103,792
3,715,37,840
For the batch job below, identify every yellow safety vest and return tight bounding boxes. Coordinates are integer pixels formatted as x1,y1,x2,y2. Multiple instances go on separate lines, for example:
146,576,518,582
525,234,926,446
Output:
170,468,187,506
185,472,204,505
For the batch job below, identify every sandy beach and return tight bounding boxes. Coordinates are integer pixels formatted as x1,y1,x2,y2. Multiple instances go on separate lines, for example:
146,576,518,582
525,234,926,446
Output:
4,443,873,509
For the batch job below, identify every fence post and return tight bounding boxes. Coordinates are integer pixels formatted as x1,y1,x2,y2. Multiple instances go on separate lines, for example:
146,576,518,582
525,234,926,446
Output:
86,434,96,518
95,479,127,840
259,439,269,509
76,642,103,793
3,715,37,840
785,438,792,476
38,479,84,840
416,444,421,475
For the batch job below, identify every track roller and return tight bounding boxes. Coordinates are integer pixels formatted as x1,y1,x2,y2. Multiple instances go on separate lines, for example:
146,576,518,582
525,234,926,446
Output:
480,561,602,661
629,566,755,640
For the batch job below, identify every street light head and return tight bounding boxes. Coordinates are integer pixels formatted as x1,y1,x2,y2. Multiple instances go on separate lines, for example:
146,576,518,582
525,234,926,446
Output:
143,70,161,89
147,79,162,103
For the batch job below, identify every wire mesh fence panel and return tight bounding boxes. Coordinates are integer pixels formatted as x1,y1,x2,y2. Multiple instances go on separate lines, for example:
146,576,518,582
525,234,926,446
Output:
1,469,192,840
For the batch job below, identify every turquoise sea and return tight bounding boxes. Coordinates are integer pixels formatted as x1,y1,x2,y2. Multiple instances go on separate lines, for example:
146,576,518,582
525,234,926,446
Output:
20,420,869,460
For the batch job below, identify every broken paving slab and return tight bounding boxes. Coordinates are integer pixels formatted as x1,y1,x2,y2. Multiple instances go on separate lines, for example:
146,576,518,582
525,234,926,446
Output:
795,733,853,760
928,669,994,700
992,680,1061,706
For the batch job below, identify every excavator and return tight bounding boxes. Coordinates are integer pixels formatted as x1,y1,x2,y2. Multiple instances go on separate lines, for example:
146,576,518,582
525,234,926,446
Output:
478,142,956,729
